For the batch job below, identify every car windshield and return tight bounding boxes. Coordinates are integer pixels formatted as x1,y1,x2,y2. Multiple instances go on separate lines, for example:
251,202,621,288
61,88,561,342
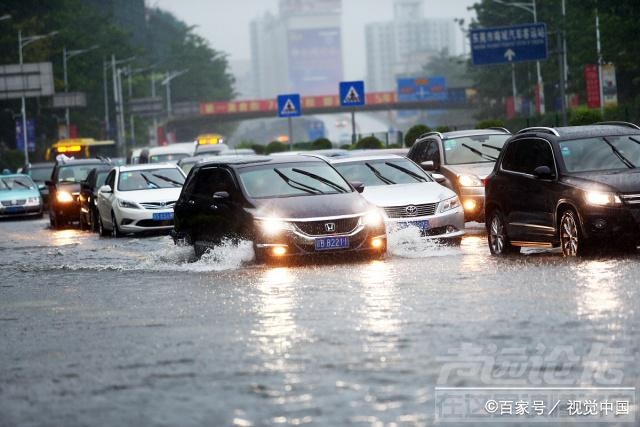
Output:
29,166,53,182
560,136,640,172
333,158,431,186
179,161,198,175
118,168,185,191
443,134,510,165
58,164,102,183
239,162,351,198
0,176,35,191
96,172,109,188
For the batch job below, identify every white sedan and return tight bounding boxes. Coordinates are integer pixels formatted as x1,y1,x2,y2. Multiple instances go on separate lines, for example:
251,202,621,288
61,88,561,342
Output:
329,154,465,243
96,163,185,237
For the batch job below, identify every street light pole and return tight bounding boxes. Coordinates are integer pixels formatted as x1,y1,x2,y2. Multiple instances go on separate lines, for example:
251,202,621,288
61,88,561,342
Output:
492,0,545,115
161,69,189,119
18,29,57,165
62,44,99,135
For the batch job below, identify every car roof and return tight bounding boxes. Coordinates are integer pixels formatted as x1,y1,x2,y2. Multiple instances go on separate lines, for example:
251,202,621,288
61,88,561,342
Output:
56,158,111,166
515,124,640,140
418,128,511,141
116,163,180,172
196,154,325,169
326,154,405,164
1,173,34,180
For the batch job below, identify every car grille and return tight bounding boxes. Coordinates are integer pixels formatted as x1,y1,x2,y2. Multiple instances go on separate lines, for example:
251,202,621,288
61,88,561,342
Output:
1,199,26,206
621,194,640,205
137,219,174,227
384,203,438,218
139,201,176,210
294,217,360,236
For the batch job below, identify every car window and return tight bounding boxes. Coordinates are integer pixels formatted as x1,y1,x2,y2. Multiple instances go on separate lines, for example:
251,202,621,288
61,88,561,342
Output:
29,166,53,182
192,168,236,199
502,138,554,175
117,168,185,191
333,159,431,186
57,164,101,183
0,176,36,190
559,136,640,172
239,162,351,198
105,170,116,189
442,135,509,165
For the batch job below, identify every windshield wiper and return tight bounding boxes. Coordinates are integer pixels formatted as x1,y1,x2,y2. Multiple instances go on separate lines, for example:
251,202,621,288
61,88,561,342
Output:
482,143,503,153
384,162,428,182
365,162,395,184
139,173,160,189
151,173,183,187
291,168,348,193
13,180,32,189
602,137,635,168
461,143,497,161
274,168,323,195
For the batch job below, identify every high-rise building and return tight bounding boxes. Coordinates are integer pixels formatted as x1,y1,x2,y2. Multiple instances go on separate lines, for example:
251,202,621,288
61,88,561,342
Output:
366,0,457,91
250,0,343,99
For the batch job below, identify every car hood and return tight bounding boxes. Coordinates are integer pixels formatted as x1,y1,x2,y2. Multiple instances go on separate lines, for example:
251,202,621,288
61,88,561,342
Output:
250,192,372,219
445,162,495,179
563,170,640,193
57,182,81,194
361,182,456,207
0,188,40,201
116,187,183,203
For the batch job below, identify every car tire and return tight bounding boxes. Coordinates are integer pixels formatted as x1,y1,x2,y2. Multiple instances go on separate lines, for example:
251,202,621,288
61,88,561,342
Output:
111,212,122,238
79,214,87,231
194,241,209,258
559,209,587,257
487,210,520,255
98,214,110,237
253,243,266,264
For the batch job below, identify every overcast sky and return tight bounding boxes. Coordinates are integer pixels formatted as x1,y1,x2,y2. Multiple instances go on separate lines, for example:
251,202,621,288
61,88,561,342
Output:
148,0,477,79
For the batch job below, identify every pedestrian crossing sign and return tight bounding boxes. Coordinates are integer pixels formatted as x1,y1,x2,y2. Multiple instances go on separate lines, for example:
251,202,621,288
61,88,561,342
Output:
339,81,365,107
277,94,301,117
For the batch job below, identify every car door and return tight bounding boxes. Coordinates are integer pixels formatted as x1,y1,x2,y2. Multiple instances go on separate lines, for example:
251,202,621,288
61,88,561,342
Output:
97,169,117,228
500,138,557,241
182,167,244,243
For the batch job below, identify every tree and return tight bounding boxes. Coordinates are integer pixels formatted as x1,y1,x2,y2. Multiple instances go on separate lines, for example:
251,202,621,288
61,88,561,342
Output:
311,137,332,150
266,141,287,154
356,136,383,149
404,124,431,147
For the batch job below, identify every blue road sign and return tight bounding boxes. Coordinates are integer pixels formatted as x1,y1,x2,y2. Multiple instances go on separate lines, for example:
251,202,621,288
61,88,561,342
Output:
339,80,365,107
470,23,548,66
397,76,448,102
277,94,301,117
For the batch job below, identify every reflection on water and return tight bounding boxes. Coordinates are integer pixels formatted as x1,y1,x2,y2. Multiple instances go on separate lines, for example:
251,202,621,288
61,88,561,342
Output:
573,260,623,323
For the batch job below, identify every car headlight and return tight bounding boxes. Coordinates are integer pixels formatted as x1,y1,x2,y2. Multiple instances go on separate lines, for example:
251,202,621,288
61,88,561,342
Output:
438,196,461,213
117,199,140,209
56,191,74,203
585,191,621,206
362,210,384,228
27,197,40,205
256,217,293,236
458,174,483,187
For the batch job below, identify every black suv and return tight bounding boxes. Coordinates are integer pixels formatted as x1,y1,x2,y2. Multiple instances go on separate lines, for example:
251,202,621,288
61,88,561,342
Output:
485,123,640,256
407,128,512,222
171,155,387,261
46,157,112,229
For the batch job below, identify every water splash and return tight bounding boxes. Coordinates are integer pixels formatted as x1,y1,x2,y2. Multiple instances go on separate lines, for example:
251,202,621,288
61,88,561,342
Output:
386,227,460,258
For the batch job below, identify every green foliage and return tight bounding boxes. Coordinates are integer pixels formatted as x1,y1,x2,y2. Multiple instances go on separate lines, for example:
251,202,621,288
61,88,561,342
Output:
0,149,25,172
311,138,332,150
476,119,506,129
340,144,353,150
355,136,383,150
251,144,266,155
266,141,288,154
388,143,401,148
569,108,603,125
404,124,431,147
435,126,451,133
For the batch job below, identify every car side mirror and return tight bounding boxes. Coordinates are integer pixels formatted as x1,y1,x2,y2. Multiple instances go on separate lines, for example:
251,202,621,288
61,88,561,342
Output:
98,184,112,194
350,181,365,193
533,165,555,179
213,191,230,199
45,180,52,186
420,160,436,171
431,173,446,183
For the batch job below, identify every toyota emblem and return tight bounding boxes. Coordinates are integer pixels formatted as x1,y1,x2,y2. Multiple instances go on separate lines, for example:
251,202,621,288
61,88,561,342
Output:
405,205,418,215
324,222,336,232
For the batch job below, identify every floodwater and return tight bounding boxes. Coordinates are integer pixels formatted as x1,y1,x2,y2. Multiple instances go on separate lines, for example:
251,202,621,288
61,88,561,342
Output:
0,218,638,426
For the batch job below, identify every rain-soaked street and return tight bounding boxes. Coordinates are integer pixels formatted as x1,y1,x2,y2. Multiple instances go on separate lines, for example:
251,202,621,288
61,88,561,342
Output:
0,217,638,426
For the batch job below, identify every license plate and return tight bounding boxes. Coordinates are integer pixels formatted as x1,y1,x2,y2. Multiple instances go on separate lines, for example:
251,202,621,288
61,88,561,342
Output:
152,212,173,221
5,206,25,214
396,220,429,231
314,236,349,251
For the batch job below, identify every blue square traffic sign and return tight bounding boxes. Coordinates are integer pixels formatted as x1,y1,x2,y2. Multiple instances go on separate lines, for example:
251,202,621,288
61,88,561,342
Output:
339,81,365,107
277,94,301,117
470,23,548,66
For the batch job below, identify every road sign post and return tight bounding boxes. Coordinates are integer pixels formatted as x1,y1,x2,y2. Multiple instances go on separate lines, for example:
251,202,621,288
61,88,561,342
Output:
277,94,301,151
339,81,365,145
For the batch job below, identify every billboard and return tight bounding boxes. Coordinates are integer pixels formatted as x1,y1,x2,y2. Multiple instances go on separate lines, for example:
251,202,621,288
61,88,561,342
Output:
288,27,343,95
397,76,448,102
0,62,54,100
602,63,618,107
584,64,600,109
15,119,36,152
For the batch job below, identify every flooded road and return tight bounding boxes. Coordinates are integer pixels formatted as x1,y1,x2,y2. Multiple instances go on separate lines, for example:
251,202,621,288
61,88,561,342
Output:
0,218,638,426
